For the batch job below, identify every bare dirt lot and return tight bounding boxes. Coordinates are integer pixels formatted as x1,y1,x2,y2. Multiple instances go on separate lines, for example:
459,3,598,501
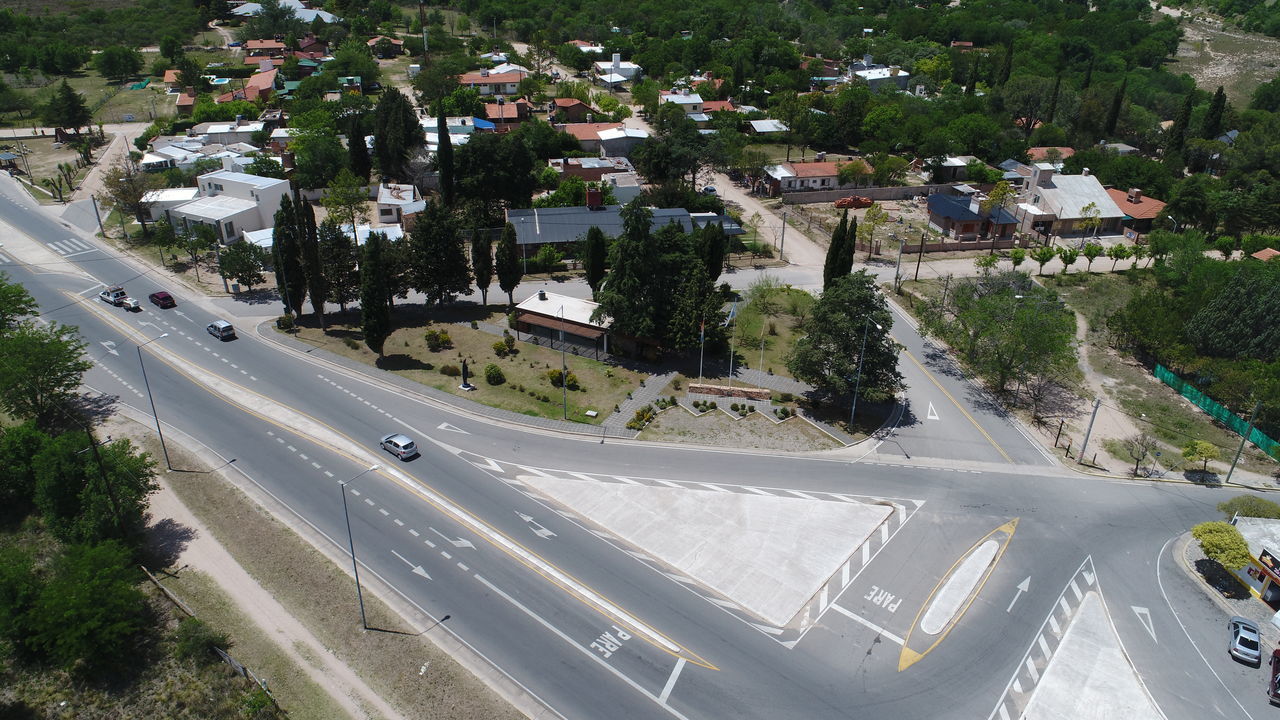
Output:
639,406,841,451
1164,12,1280,107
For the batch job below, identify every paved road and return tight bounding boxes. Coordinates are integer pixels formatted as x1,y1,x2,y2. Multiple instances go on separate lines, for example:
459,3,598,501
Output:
0,176,1264,720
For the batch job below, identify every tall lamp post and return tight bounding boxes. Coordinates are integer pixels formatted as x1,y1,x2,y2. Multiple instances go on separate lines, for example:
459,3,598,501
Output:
850,318,883,427
339,464,382,629
137,332,171,470
1166,215,1179,233
559,305,568,420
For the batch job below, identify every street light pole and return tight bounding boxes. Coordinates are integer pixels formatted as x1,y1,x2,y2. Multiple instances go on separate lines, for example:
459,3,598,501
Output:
559,304,568,420
137,332,171,470
850,317,882,427
1166,215,1179,233
339,465,382,630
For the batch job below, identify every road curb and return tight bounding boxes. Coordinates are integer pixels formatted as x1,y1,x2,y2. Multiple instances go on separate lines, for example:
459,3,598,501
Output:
1172,531,1280,650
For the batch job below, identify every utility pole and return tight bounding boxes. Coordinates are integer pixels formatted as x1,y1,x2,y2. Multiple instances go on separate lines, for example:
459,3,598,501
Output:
1226,400,1261,484
893,234,904,293
418,0,429,62
1078,397,1102,464
778,211,787,263
560,305,568,420
91,194,107,238
914,231,925,281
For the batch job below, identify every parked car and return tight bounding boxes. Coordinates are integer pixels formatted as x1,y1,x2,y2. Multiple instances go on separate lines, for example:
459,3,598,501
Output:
1269,650,1280,705
206,320,236,340
1229,616,1262,666
149,291,176,308
120,296,140,311
99,285,127,305
227,41,242,47
701,185,717,195
834,195,873,209
380,433,418,460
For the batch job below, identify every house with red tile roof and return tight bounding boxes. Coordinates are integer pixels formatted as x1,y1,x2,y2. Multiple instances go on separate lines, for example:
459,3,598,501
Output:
245,39,287,56
549,97,595,123
485,98,532,128
243,56,286,67
557,122,623,153
215,69,278,104
163,69,182,89
296,32,326,54
175,90,197,116
457,70,526,96
367,35,404,57
702,99,736,113
1028,146,1075,163
1251,247,1279,262
763,160,845,194
1106,187,1167,242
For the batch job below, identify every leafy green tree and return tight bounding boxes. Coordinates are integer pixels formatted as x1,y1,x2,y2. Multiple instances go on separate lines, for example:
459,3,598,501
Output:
297,198,326,326
1009,247,1026,269
437,111,454,206
240,0,306,42
93,46,143,84
346,116,371,183
583,226,608,300
0,545,40,654
1107,243,1132,271
325,38,381,86
696,222,727,283
26,542,148,671
359,232,393,355
159,35,184,62
1183,439,1221,472
1081,242,1105,271
823,210,851,290
787,271,902,401
470,230,493,306
1219,495,1280,520
0,322,92,429
859,203,889,260
1165,92,1193,159
495,222,523,306
455,132,537,216
218,240,267,291
594,203,658,339
101,159,162,235
666,261,723,352
1104,77,1126,136
1192,521,1252,571
33,434,157,545
320,168,369,233
408,202,471,306
41,81,91,134
372,87,422,181
1077,202,1102,238
180,224,217,282
1183,262,1280,361
1057,246,1079,273
244,155,288,180
319,219,359,312
288,110,348,190
0,272,38,333
1251,76,1280,113
0,422,48,520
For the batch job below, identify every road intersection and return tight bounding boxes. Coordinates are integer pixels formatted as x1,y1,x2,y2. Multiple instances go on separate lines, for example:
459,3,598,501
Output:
0,173,1273,719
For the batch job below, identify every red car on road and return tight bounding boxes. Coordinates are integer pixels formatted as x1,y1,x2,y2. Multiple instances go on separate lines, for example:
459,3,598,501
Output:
149,291,176,309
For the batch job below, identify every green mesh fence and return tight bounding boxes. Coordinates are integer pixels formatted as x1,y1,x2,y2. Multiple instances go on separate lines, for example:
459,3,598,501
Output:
1154,364,1279,459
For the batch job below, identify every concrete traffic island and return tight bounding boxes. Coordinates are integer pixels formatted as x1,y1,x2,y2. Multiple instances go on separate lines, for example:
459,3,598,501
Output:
514,473,891,627
1022,591,1163,720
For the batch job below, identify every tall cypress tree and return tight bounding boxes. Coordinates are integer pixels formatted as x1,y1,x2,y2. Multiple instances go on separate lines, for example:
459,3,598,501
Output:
408,201,471,306
697,222,727,282
347,115,371,183
298,198,327,327
359,232,392,356
997,41,1013,87
823,210,850,290
372,88,422,182
1200,86,1227,140
1104,77,1127,136
437,111,454,206
319,218,358,313
1046,74,1061,125
583,225,607,299
271,194,306,316
1166,92,1193,158
1081,57,1094,91
495,222,522,306
471,229,493,306
840,216,857,276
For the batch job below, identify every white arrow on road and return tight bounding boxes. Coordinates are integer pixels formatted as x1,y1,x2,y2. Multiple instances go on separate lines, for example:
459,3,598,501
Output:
437,422,469,434
428,527,474,549
516,512,557,539
391,550,432,580
99,340,119,356
1006,576,1031,612
926,402,940,420
1132,606,1156,643
173,310,194,323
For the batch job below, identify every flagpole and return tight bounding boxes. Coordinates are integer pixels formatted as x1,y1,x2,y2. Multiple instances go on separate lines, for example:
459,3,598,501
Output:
698,315,705,382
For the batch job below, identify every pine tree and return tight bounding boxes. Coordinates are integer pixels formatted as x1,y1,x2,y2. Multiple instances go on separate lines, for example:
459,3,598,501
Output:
298,198,327,327
1166,92,1193,157
271,194,306,315
840,216,857,276
437,111,454,206
1046,74,1061,125
997,41,1013,87
1104,77,1127,136
495,222,523,306
372,88,421,182
41,80,91,133
470,229,493,306
319,219,358,312
408,201,471,306
594,203,659,339
697,222,727,282
1200,86,1227,140
823,210,850,290
583,226,607,299
359,232,393,355
1081,57,1094,91
347,115,371,183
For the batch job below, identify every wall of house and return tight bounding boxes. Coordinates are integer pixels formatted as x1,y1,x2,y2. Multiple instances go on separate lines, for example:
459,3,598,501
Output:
781,184,958,204
171,206,258,242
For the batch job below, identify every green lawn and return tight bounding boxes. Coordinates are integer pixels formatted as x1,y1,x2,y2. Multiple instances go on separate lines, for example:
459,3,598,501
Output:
728,285,813,378
3,68,173,126
288,305,648,424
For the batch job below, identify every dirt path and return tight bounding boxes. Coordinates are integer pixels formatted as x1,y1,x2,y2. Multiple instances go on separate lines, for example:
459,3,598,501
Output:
148,480,408,720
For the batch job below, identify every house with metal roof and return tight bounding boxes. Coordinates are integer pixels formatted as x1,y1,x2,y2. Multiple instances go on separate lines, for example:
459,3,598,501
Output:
505,205,695,254
1013,164,1125,239
927,194,1019,241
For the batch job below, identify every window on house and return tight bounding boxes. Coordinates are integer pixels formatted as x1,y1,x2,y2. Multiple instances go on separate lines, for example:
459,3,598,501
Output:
224,221,234,237
380,208,394,217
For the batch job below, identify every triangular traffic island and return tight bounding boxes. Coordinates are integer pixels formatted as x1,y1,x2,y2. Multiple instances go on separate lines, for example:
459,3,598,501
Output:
514,474,892,627
1022,591,1163,720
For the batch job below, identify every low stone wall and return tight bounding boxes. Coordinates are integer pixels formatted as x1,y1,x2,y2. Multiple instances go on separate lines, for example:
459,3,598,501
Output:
901,236,1029,253
689,383,772,401
782,184,959,205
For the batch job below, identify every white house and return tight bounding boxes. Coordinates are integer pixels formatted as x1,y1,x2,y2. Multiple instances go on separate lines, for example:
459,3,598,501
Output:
594,53,641,82
376,183,424,224
457,69,526,96
1013,164,1126,239
232,0,337,24
153,170,290,243
661,90,704,114
141,187,201,217
597,127,649,158
853,66,910,92
197,120,267,146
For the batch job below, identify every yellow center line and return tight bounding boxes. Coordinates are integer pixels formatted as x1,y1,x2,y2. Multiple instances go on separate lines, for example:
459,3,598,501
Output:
902,348,1013,464
72,294,719,671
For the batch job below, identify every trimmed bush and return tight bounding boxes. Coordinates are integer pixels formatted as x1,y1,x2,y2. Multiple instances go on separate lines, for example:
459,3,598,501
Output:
503,332,516,352
1219,495,1280,520
275,314,294,330
424,329,453,352
343,338,359,350
484,363,505,385
439,364,461,377
1192,521,1253,571
491,340,509,357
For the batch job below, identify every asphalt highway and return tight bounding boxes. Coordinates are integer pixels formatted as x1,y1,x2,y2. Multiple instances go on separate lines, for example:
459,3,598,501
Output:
0,176,1271,720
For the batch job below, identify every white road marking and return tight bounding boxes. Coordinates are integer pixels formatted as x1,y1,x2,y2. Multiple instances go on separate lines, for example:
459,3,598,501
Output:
1131,606,1156,643
441,551,452,560
698,482,729,492
298,453,309,460
424,540,436,548
378,508,389,516
1037,633,1051,660
323,471,334,478
1048,614,1060,634
841,561,851,586
862,543,871,566
879,524,889,544
828,604,904,645
286,445,297,452
456,562,468,571
927,402,940,420
1069,579,1082,601
394,519,404,526
659,658,687,704
310,462,321,469
1024,656,1039,682
363,498,374,506
409,529,419,536
612,475,641,485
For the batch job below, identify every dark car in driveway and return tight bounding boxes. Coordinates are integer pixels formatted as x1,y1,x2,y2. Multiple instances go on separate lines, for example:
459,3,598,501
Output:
149,291,176,308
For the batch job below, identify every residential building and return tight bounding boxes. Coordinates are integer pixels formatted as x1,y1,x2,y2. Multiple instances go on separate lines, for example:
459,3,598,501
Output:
931,155,984,183
763,161,843,194
163,69,182,90
376,183,424,224
748,119,788,135
141,187,201,217
568,40,605,54
176,90,196,116
194,119,267,146
702,99,736,113
1102,142,1140,156
215,69,278,104
366,35,404,57
661,90,703,114
1105,187,1168,242
549,97,595,123
927,194,1019,241
549,156,635,182
244,39,287,57
597,127,649,158
558,122,623,154
242,56,285,68
457,69,526,96
1012,164,1125,238
853,65,910,92
296,32,326,54
513,290,611,357
594,53,641,84
1027,146,1075,163
148,170,290,243
484,98,532,127
232,0,337,24
1252,247,1280,262
505,205,695,251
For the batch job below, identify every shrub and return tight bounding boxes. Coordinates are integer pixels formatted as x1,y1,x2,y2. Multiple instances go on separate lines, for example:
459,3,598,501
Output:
425,328,453,352
1192,521,1253,571
1219,496,1280,520
779,392,794,403
565,371,580,390
730,403,740,412
547,368,564,387
625,404,656,430
275,314,294,330
175,617,229,664
748,405,755,413
709,401,717,410
491,340,509,357
439,364,461,377
343,338,359,349
470,320,479,329
484,363,505,385
503,332,516,353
